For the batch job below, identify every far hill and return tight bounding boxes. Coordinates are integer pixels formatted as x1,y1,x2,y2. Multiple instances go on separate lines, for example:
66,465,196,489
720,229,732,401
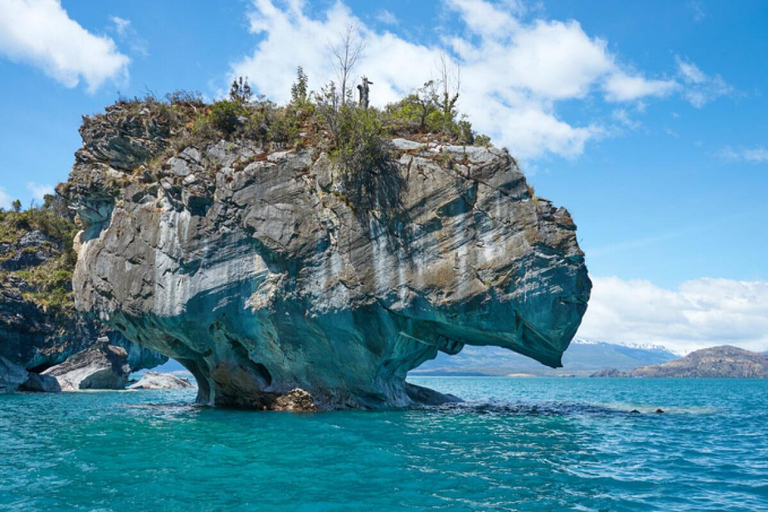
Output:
629,346,768,378
411,338,678,377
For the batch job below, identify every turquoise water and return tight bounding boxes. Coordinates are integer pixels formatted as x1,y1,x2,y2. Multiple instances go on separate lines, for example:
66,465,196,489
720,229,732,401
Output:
1,377,767,511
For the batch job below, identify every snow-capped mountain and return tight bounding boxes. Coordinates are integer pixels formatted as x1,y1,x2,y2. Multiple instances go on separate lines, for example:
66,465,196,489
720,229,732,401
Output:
412,338,680,377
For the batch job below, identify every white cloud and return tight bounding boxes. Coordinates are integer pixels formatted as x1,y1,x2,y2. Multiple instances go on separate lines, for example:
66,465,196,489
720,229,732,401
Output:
26,182,54,202
611,108,640,130
676,56,732,108
0,0,129,91
445,0,519,36
232,0,725,160
0,187,12,210
109,15,148,57
110,15,131,36
603,72,678,102
375,9,397,26
578,276,768,354
718,145,768,163
689,1,706,22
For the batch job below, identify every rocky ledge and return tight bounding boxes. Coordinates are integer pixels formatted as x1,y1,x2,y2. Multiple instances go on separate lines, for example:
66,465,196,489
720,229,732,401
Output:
60,101,591,410
43,342,132,390
128,371,195,390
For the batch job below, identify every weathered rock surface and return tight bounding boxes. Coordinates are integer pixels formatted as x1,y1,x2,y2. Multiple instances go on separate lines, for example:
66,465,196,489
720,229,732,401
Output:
19,372,62,393
61,103,591,409
272,388,318,412
128,371,195,390
0,355,28,394
630,346,768,378
0,212,167,383
42,343,131,390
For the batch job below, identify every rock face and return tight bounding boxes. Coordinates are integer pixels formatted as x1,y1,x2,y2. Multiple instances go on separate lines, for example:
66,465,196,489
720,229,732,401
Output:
0,355,28,394
42,343,131,390
0,212,167,379
61,102,591,409
19,372,62,393
630,346,768,378
128,371,195,390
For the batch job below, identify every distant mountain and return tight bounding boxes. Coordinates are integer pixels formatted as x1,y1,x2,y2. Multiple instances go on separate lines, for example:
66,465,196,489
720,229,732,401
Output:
628,346,768,378
411,338,678,377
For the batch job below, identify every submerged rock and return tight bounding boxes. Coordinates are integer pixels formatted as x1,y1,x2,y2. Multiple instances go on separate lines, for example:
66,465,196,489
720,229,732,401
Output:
128,371,195,390
61,102,591,410
590,368,629,378
43,343,131,390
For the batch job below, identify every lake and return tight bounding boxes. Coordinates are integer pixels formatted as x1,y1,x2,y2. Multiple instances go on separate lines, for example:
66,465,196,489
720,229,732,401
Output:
1,377,766,511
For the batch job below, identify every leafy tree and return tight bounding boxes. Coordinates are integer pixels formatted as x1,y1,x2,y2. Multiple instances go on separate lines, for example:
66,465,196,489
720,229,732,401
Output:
11,199,21,213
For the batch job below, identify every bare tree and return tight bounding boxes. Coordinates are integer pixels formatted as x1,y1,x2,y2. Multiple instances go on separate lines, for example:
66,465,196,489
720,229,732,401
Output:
329,24,365,106
436,51,461,118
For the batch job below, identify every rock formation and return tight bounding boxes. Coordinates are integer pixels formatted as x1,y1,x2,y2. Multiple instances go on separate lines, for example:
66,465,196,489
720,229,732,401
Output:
128,371,195,390
0,208,167,387
272,388,318,412
19,372,62,393
42,342,132,390
60,100,591,410
0,355,28,394
630,346,768,378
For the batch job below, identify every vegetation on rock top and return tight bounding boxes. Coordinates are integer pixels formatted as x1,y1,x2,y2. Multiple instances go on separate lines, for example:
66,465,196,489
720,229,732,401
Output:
0,195,77,314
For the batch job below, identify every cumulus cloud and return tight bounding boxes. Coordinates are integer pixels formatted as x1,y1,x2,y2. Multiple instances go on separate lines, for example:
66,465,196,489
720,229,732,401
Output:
26,182,54,202
232,0,688,160
718,145,768,163
0,187,12,210
0,0,129,91
578,276,768,354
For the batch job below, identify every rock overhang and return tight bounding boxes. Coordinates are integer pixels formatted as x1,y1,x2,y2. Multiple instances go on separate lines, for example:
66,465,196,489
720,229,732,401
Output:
61,102,591,409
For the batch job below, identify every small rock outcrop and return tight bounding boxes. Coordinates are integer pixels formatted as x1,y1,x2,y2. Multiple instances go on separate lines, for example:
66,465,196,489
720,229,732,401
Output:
61,100,591,410
42,343,131,390
272,389,318,412
128,371,195,390
630,346,768,378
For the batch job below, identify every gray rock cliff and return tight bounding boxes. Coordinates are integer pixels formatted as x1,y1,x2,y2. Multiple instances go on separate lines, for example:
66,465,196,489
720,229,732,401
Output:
61,102,591,409
42,342,131,390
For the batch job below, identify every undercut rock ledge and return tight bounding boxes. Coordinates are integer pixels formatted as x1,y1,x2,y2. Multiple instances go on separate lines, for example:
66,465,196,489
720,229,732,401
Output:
62,105,591,410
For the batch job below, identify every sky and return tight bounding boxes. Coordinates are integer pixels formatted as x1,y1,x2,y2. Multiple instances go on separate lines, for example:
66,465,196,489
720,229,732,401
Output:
0,0,766,353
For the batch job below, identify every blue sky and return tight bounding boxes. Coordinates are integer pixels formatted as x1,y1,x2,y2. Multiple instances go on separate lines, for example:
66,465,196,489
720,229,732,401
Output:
0,0,766,352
